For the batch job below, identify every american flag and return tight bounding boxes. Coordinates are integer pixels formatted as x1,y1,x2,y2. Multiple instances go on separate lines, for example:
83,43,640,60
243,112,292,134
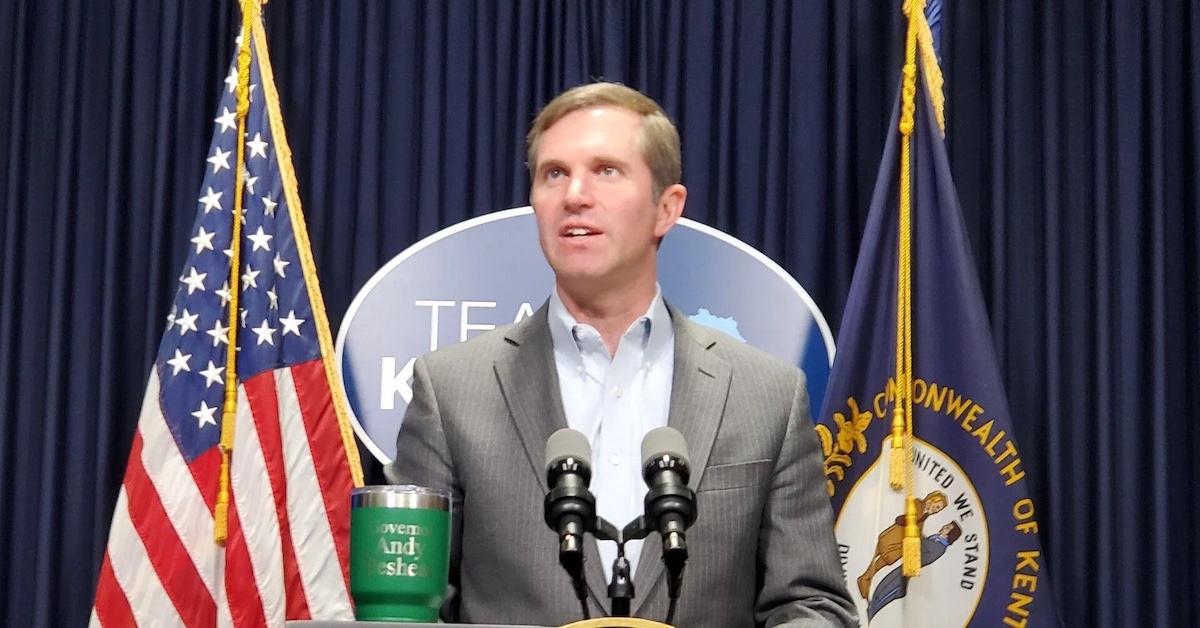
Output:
91,14,362,628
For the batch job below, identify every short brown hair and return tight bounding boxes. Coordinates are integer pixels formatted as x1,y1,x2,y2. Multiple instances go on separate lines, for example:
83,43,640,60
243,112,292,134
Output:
944,521,963,544
526,82,681,201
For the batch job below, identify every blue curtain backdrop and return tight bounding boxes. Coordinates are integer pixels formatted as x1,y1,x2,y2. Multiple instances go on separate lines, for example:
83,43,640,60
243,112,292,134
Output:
1,1,1196,626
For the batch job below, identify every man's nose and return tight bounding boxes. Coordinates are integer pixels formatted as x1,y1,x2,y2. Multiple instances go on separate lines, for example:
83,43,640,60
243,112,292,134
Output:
564,173,593,209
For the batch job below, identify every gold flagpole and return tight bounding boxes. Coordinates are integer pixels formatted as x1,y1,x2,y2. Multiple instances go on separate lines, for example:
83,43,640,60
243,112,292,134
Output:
214,0,257,544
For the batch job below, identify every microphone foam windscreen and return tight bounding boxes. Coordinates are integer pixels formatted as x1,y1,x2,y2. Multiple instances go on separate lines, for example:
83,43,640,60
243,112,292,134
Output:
641,426,690,467
545,427,592,469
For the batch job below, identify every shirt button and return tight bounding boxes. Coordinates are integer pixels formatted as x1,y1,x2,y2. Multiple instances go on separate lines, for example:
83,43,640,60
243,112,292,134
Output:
614,386,623,398
610,455,622,466
577,365,585,374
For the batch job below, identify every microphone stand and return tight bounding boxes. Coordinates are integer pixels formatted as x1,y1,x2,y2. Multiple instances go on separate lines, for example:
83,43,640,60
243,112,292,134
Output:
591,517,634,617
597,515,689,623
608,550,634,617
614,517,653,619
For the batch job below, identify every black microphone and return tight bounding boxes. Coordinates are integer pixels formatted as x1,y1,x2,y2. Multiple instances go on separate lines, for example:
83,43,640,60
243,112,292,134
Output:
640,427,697,617
543,428,596,618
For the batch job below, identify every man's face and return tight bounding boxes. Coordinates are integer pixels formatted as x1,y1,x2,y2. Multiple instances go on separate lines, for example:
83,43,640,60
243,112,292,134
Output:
939,523,955,536
529,106,683,293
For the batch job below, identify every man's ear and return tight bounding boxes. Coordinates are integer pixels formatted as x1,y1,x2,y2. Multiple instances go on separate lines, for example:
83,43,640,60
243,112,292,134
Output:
654,183,687,238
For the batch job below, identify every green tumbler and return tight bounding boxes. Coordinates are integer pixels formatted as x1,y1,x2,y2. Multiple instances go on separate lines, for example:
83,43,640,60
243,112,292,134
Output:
350,485,452,622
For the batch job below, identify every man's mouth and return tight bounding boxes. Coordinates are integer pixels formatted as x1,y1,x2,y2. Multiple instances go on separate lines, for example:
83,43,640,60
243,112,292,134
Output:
561,227,599,238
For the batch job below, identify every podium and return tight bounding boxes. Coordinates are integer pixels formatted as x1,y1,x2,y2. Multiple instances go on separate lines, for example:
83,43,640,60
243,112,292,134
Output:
287,619,672,628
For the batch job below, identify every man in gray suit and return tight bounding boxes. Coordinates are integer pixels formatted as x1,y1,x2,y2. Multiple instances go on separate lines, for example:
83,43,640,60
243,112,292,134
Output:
386,82,856,627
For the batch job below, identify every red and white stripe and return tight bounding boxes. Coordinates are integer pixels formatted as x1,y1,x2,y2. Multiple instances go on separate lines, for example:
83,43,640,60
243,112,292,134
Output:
92,361,356,627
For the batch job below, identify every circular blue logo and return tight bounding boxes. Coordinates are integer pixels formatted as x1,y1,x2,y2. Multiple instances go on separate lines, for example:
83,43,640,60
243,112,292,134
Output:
336,207,835,463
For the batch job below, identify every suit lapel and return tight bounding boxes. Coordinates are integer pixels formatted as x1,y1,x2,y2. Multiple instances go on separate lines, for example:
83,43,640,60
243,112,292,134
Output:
633,310,732,613
492,302,612,613
493,302,568,484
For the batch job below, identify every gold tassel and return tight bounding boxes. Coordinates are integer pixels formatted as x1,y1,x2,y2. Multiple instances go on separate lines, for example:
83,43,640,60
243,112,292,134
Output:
889,408,905,489
214,384,238,543
901,496,922,576
214,501,229,541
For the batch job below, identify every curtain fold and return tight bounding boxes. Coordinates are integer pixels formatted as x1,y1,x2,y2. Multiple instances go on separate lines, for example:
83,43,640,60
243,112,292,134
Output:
1,1,1196,625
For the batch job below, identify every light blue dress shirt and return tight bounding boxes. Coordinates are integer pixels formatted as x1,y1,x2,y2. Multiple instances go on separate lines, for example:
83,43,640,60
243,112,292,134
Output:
547,286,675,582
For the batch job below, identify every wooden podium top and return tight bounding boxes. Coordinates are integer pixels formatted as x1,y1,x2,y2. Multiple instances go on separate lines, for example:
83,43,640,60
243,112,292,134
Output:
563,619,672,628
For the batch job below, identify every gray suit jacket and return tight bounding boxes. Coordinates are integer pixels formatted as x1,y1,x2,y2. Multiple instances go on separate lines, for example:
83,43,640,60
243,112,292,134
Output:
385,302,856,627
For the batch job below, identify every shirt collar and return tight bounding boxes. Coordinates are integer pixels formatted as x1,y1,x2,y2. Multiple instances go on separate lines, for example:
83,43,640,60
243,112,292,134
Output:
548,285,673,362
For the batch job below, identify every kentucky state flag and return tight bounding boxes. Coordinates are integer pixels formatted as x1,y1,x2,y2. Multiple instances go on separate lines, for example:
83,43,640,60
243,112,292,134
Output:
816,47,1060,627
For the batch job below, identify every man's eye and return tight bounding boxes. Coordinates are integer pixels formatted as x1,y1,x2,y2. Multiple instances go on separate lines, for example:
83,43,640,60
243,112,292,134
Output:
599,165,618,176
545,168,565,180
